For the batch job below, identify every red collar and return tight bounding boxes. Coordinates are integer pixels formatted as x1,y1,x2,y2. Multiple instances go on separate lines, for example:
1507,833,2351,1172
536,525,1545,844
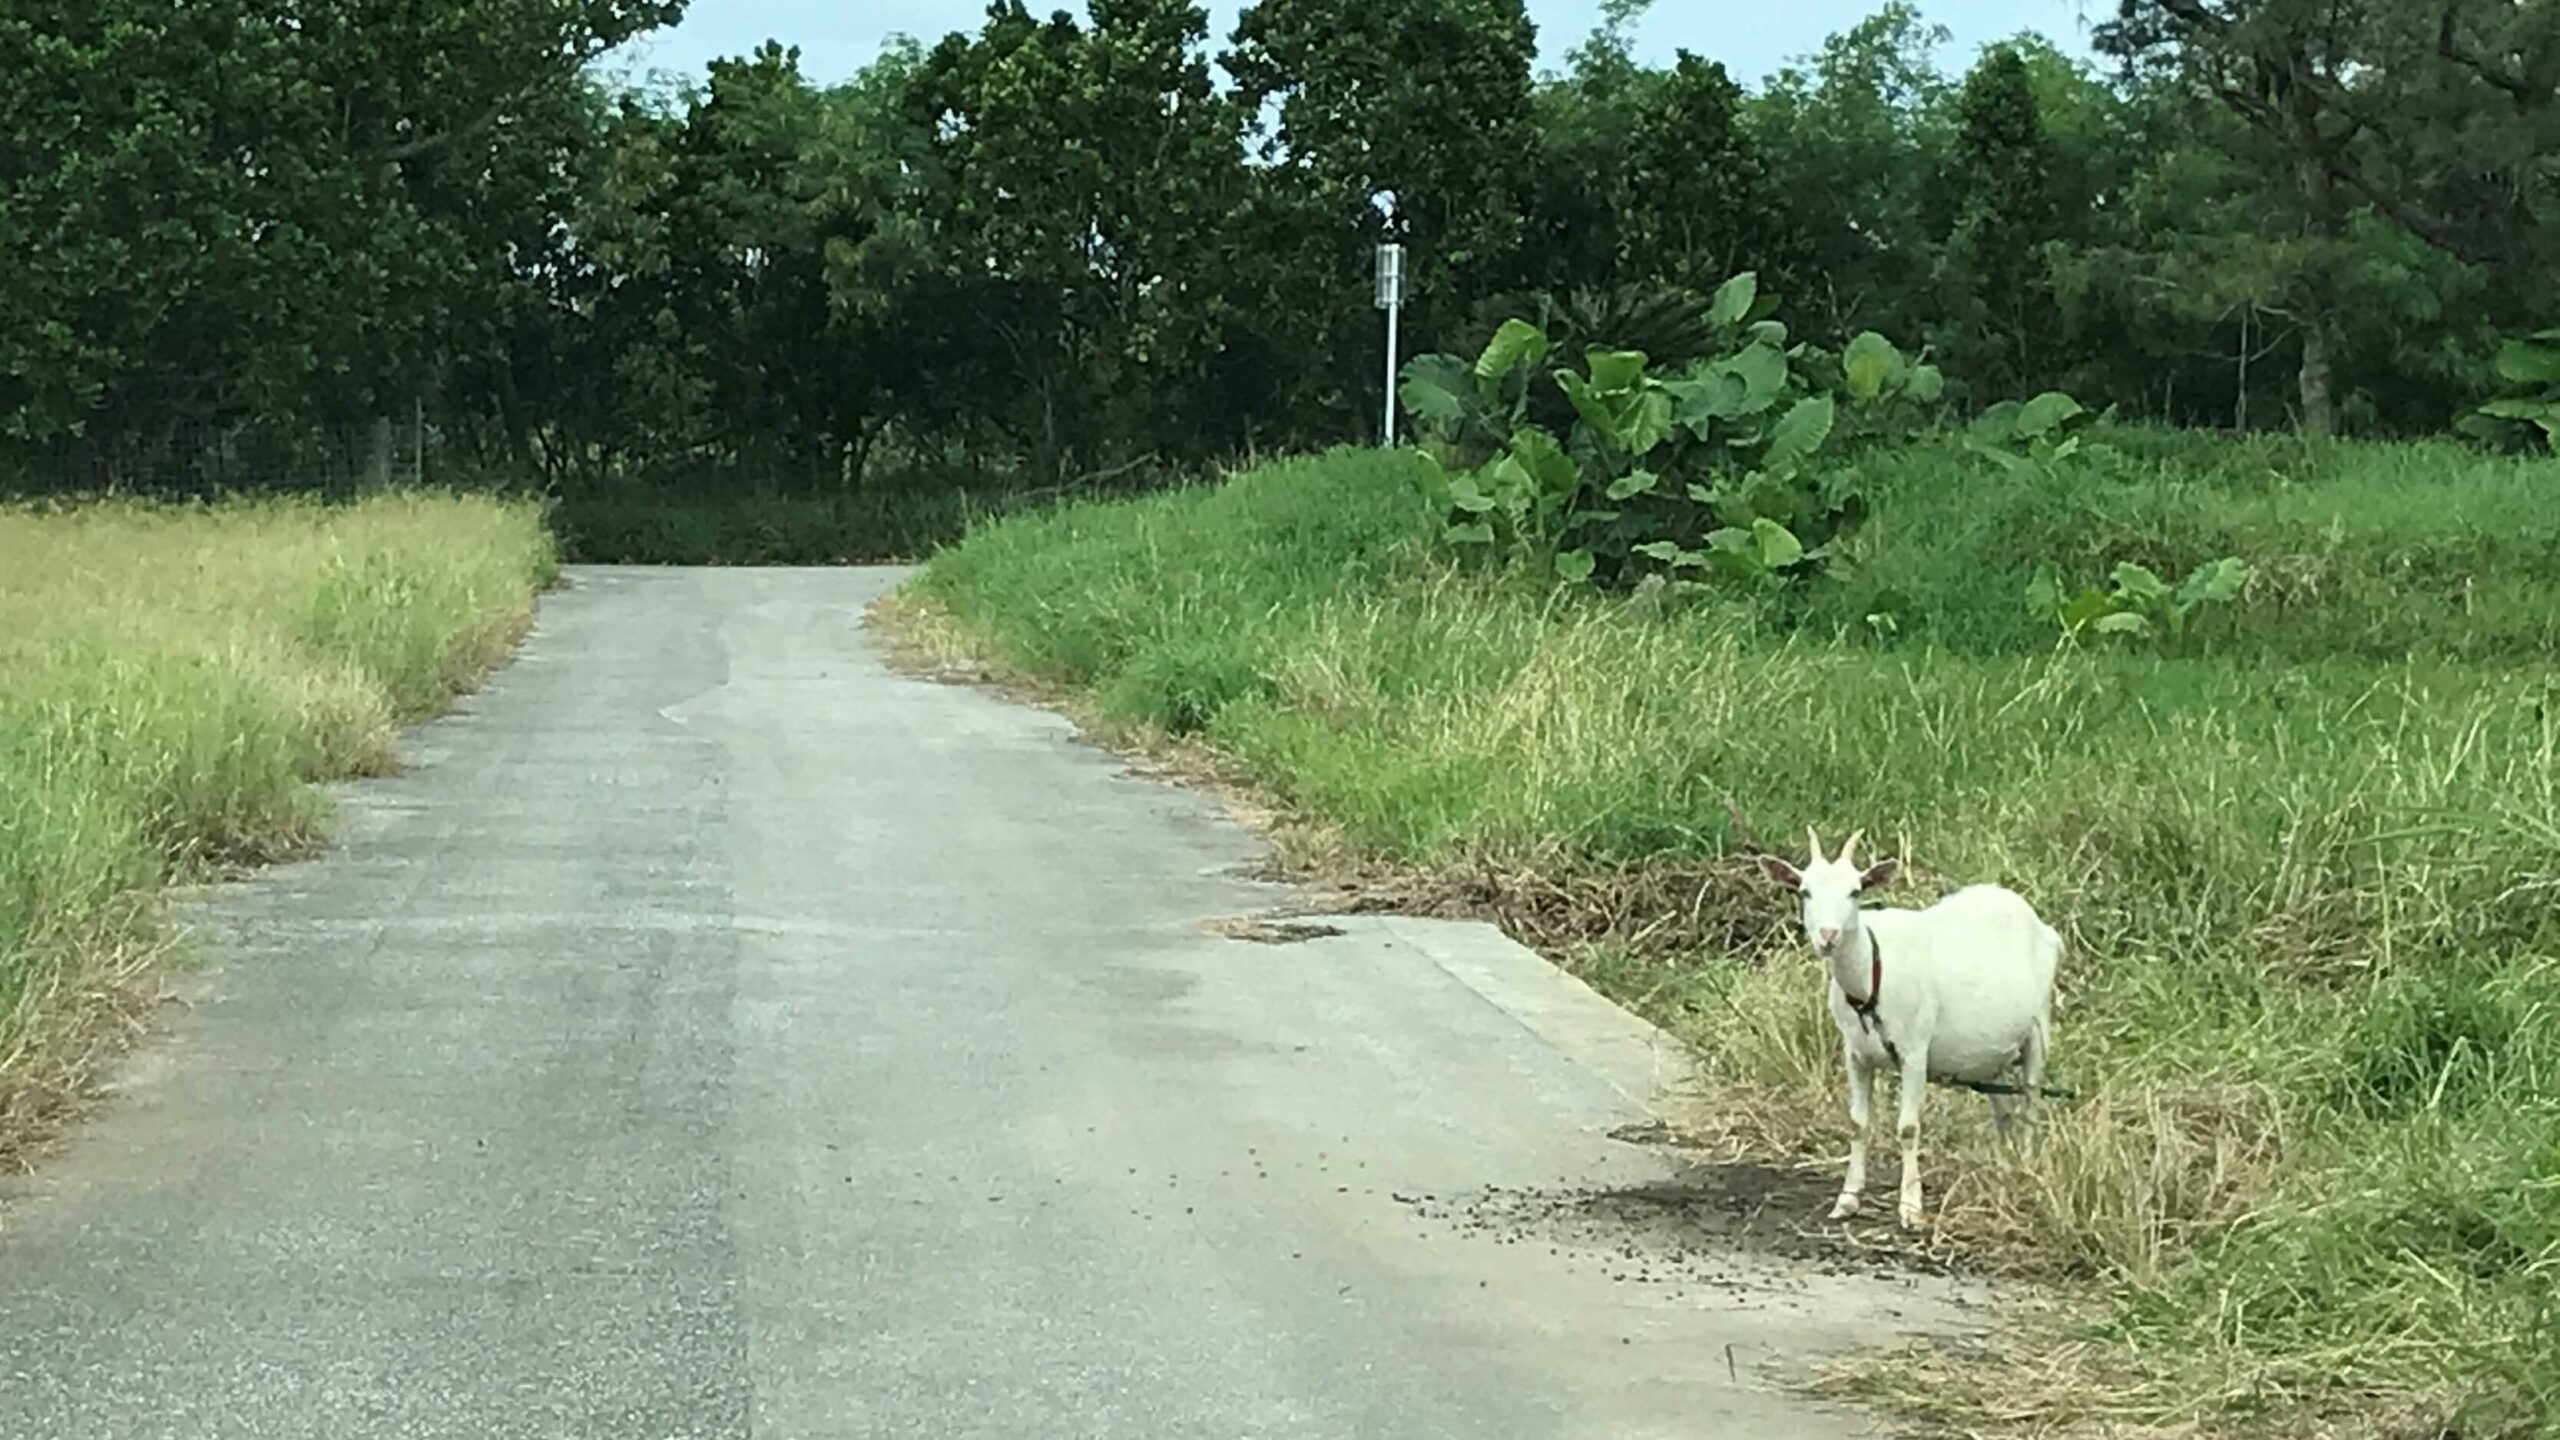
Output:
1847,931,1884,1021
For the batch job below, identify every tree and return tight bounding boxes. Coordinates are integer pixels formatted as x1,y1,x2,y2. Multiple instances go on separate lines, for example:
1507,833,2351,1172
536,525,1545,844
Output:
1624,53,1775,294
1224,0,1540,432
2099,0,2559,434
907,0,1247,480
0,0,684,484
1745,3,1956,342
1936,45,2064,400
1524,0,1658,290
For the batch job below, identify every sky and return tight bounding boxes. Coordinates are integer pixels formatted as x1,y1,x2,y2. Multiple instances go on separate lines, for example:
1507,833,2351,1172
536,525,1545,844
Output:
604,1,2106,91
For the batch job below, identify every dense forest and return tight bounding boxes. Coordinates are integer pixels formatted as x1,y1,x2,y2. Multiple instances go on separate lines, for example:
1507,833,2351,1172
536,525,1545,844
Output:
4,0,2554,511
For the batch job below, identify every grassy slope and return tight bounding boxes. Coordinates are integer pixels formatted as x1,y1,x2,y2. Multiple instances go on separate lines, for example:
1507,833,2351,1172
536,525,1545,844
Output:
911,435,2560,1436
0,492,555,1150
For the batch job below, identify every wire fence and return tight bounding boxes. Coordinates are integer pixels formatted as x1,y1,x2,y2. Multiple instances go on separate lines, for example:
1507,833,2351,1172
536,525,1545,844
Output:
2,405,444,500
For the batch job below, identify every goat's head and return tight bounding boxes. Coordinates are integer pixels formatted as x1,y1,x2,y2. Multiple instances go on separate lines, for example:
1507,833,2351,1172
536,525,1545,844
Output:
1757,827,1900,959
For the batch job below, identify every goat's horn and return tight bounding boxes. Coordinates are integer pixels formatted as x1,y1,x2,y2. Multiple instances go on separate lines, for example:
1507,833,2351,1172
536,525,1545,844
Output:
1840,830,1865,866
1806,825,1823,863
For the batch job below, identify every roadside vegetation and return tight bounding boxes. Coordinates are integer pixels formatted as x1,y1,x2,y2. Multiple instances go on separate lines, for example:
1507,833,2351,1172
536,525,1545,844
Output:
0,495,554,1159
904,376,2560,1432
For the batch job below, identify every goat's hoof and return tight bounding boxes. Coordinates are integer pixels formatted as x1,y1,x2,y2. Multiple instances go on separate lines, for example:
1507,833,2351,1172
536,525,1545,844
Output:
1827,1195,1861,1221
1897,1203,1925,1230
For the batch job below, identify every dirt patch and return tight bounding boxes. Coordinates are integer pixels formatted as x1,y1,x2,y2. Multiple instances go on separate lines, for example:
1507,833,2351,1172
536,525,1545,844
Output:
1202,915,1348,945
1393,1159,1970,1289
1316,850,1780,973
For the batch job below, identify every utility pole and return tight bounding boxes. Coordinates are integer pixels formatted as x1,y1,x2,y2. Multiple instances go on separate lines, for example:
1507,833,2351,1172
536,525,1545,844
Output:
1375,241,1406,447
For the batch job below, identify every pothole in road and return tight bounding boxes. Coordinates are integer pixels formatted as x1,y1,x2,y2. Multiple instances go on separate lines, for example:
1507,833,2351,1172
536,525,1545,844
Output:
1202,915,1348,945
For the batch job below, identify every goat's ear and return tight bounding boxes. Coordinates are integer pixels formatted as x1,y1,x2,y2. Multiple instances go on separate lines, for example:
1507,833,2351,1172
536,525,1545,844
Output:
1757,855,1802,887
1858,858,1901,891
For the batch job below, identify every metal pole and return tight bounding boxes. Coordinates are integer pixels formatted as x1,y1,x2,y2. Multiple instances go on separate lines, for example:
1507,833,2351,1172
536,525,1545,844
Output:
1382,299,1400,448
1373,237,1406,448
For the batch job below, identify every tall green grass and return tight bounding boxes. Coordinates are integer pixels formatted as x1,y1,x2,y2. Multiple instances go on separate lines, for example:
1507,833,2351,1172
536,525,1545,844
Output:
912,439,2560,1435
0,493,553,1137
1817,428,2560,661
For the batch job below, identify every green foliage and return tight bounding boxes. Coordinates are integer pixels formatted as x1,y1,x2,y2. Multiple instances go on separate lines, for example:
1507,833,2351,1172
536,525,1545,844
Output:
1743,4,1954,342
0,0,679,460
545,476,988,564
1809,425,2560,661
2334,969,2523,1121
1934,45,2064,402
2098,1,2560,436
1530,17,1777,296
3,0,2552,532
2464,329,2560,451
1402,275,1942,592
1965,389,2097,472
2025,555,2250,644
906,0,1248,481
1222,0,1541,437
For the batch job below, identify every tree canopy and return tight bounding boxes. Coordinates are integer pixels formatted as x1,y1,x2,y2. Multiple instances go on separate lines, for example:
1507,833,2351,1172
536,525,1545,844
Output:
4,0,2552,495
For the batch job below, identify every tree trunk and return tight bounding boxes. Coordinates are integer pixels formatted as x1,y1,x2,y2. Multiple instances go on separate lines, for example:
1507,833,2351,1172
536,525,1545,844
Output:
2290,153,2339,437
2296,304,2335,438
2283,88,2341,438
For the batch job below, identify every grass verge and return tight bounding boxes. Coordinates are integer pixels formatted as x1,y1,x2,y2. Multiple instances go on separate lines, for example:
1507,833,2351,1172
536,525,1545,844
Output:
0,491,555,1165
894,440,2560,1437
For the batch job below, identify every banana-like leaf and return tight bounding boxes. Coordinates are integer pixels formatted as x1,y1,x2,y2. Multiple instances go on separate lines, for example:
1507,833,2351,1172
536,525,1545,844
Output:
1477,319,1549,382
1709,272,1758,327
2494,337,2560,386
1843,332,1900,401
1584,348,1649,393
1606,468,1663,501
1554,370,1618,447
2110,562,2169,603
2015,391,2086,439
1762,395,1837,471
1508,427,1581,498
1412,450,1454,510
1620,388,1674,457
1751,517,1805,569
1399,353,1479,428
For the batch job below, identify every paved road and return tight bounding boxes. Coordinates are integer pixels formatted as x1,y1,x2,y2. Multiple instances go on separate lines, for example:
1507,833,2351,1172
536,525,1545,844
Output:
0,568,1972,1438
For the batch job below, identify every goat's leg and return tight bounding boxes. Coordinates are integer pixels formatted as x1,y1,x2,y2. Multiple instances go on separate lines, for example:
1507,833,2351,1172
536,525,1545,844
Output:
2017,1012,2050,1134
1829,1049,1876,1220
1990,1090,2023,1138
1895,1042,1931,1229
1990,1024,2033,1139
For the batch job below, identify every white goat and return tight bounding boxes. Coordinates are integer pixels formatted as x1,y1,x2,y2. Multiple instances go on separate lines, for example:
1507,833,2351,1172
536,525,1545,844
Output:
1759,828,2060,1229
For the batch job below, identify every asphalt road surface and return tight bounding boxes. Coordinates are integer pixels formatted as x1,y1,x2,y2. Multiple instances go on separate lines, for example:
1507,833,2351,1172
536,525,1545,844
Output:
0,567,1977,1438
